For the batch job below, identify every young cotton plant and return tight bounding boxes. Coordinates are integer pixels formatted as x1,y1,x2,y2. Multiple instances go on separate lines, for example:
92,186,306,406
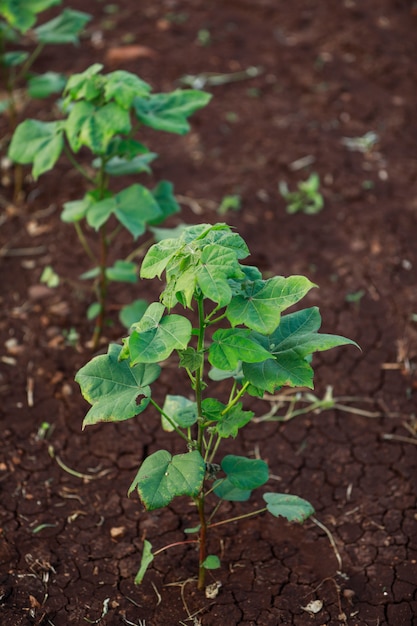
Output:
75,223,357,591
0,0,91,198
9,63,211,347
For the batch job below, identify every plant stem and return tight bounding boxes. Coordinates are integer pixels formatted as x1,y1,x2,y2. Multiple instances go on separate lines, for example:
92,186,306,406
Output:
91,164,109,349
208,507,267,529
91,224,108,349
74,222,97,264
195,293,207,590
149,398,190,443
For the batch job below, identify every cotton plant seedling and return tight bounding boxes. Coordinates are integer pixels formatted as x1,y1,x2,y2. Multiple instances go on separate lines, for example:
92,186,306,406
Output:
279,172,324,214
75,222,358,591
9,63,211,347
0,0,91,197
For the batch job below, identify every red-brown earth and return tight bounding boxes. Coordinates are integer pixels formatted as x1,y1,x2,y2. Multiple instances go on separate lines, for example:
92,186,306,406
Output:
1,1,417,624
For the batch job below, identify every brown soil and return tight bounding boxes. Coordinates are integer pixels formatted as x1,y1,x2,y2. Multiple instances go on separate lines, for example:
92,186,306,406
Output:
1,1,417,624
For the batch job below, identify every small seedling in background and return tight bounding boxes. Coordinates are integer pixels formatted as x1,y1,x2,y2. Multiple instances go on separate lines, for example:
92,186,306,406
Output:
40,265,60,288
0,0,91,197
75,223,358,591
345,290,365,304
279,173,324,215
341,131,378,154
196,28,211,46
217,194,241,216
9,63,211,347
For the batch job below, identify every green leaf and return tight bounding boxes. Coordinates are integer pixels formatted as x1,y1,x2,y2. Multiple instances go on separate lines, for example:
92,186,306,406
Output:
134,539,154,585
178,347,204,373
27,71,67,98
140,238,182,279
86,302,101,321
212,403,254,438
263,493,315,522
196,244,241,306
0,0,60,33
129,449,205,510
128,303,192,364
64,63,103,101
106,260,138,283
221,455,269,490
75,343,160,427
209,328,271,371
61,195,94,223
1,51,28,67
226,275,316,335
99,152,157,176
113,184,162,238
243,356,313,392
243,307,358,392
8,119,64,179
85,196,115,230
213,478,251,501
34,9,92,44
65,100,130,154
202,555,220,570
104,70,151,108
119,299,148,329
149,180,180,225
161,395,197,431
267,307,359,356
133,89,212,134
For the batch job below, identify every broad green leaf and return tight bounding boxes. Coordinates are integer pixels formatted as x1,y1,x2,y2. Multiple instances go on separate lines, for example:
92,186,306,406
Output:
161,395,197,431
113,184,162,238
86,302,101,321
150,224,187,243
149,180,180,225
178,347,204,373
196,244,241,306
243,356,313,392
61,195,92,223
263,493,314,522
209,328,271,371
129,449,205,510
1,51,28,67
243,307,358,392
213,477,251,501
134,539,154,585
226,275,316,335
75,343,160,427
267,307,359,356
8,119,64,179
119,299,148,329
140,238,181,279
203,555,220,570
27,71,67,98
106,260,138,283
105,70,151,108
64,63,103,101
85,196,115,230
0,0,60,33
133,89,212,134
99,152,157,176
34,9,91,44
195,226,249,259
221,455,269,490
128,304,192,364
212,403,253,438
208,364,243,382
65,100,131,153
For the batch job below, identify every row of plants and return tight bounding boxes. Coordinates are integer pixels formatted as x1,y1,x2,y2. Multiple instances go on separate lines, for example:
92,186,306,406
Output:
4,5,358,594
